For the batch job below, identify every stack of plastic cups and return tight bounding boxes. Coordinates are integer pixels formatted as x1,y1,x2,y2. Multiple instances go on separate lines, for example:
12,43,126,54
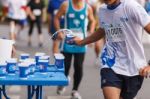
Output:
39,55,50,63
35,52,46,71
54,53,65,69
29,61,36,76
0,61,7,78
6,58,17,75
18,63,30,79
38,59,49,74
20,53,30,60
23,58,36,76
19,53,30,71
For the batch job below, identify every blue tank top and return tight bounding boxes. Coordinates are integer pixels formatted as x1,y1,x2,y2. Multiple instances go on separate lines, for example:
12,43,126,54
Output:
61,0,88,53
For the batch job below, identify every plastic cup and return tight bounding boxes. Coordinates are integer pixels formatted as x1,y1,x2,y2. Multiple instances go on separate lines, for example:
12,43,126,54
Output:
23,58,35,75
38,60,49,73
54,53,65,69
35,52,46,65
29,61,36,75
6,58,17,74
39,55,50,63
20,53,30,60
18,63,29,79
65,34,75,44
0,62,7,78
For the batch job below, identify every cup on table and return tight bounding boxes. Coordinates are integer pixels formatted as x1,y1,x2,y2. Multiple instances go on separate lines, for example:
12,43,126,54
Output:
54,53,65,69
6,58,17,74
0,62,7,78
39,55,50,63
23,58,35,75
18,63,29,79
35,52,46,65
29,61,36,75
38,60,49,73
20,53,30,60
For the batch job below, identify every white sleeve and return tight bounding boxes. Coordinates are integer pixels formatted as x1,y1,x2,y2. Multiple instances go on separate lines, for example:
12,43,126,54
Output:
127,1,150,27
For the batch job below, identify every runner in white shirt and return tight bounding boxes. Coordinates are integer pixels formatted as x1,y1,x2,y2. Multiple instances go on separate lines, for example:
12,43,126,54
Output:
5,0,27,40
67,0,150,98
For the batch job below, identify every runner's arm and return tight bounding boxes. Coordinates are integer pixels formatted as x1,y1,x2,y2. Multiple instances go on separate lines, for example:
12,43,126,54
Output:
144,23,150,34
74,27,105,46
53,2,68,53
54,2,67,31
87,5,96,34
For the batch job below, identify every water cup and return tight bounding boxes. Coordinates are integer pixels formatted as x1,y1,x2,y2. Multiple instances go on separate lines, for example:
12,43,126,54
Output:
38,60,49,73
20,53,30,60
65,34,75,44
35,52,46,65
0,62,7,78
6,58,17,74
39,55,50,63
18,63,29,79
54,53,65,69
29,61,36,75
23,58,35,75
28,61,36,75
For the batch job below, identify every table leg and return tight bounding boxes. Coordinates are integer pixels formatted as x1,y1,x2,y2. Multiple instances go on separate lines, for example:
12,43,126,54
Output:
2,85,10,99
27,86,37,99
39,86,42,99
36,86,40,99
27,86,31,99
28,86,42,99
0,86,2,99
31,86,35,98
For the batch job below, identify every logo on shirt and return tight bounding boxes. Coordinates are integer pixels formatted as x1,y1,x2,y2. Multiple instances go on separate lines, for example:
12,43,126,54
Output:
73,19,80,27
69,13,75,18
80,14,85,20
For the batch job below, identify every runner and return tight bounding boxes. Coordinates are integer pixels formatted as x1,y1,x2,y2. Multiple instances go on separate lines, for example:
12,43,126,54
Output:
53,0,95,98
47,0,66,35
5,0,28,41
66,0,150,99
27,0,46,47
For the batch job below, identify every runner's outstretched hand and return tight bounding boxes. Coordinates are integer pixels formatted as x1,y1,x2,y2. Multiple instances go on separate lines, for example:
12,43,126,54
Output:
139,66,150,78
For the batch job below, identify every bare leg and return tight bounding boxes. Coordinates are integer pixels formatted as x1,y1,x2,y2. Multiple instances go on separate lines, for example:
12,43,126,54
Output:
10,21,16,40
39,34,43,47
102,87,121,99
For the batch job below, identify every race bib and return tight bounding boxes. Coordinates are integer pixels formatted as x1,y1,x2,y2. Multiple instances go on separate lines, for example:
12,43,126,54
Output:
33,9,41,16
105,27,125,42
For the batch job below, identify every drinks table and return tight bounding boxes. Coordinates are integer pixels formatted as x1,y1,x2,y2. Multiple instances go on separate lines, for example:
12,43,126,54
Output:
0,66,68,99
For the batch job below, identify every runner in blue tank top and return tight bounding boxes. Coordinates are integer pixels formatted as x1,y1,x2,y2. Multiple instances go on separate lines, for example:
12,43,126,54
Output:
47,0,66,34
53,0,96,98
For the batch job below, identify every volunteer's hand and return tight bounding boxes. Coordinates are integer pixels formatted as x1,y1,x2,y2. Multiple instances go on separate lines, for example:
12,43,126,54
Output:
139,66,150,78
66,36,82,45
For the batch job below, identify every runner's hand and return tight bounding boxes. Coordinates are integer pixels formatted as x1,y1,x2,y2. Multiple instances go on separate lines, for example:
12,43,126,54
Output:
139,66,150,78
52,32,65,41
31,15,36,21
67,37,82,45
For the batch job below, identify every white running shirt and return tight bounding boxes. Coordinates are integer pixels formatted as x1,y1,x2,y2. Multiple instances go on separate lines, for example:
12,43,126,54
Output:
98,0,150,76
6,0,27,20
